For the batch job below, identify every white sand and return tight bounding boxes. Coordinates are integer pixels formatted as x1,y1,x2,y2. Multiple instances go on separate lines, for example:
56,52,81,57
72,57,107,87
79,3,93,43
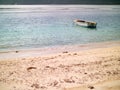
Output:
0,41,120,90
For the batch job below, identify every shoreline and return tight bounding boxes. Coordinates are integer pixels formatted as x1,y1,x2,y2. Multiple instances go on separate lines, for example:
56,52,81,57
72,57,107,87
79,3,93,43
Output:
0,40,120,60
0,40,120,90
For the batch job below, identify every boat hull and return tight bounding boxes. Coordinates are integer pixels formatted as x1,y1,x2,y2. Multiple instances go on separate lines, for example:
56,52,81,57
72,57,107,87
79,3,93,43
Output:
74,19,97,28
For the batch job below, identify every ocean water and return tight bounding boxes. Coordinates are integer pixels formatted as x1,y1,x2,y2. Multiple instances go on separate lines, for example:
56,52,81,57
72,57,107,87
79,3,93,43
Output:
0,5,120,51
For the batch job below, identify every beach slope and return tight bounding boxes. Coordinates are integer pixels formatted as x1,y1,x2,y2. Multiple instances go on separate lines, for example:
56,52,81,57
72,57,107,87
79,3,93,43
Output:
0,46,120,90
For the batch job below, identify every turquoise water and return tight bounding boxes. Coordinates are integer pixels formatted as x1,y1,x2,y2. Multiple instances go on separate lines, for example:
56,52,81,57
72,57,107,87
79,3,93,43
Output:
0,5,120,51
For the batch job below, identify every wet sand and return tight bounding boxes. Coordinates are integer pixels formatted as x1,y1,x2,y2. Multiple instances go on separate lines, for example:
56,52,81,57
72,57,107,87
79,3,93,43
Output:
0,41,120,60
0,41,120,90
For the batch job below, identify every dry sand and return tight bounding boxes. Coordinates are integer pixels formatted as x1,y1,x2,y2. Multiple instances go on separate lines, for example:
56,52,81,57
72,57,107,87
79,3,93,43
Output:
65,80,120,90
0,42,120,90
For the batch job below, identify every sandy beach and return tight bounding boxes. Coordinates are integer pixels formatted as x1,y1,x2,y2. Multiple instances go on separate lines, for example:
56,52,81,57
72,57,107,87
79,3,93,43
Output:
0,41,120,90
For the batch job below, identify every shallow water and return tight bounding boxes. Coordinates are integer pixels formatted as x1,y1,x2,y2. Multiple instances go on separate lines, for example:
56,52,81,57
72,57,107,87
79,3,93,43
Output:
0,5,120,51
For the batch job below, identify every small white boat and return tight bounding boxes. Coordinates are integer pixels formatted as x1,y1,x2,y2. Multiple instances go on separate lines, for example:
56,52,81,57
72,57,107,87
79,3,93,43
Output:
74,19,97,28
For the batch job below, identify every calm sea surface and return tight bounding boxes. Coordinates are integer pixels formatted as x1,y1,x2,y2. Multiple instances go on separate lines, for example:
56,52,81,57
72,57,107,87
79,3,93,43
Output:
0,5,120,51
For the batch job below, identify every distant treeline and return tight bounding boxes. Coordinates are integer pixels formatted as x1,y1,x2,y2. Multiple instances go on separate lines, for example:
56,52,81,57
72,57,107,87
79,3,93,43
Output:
0,0,120,5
